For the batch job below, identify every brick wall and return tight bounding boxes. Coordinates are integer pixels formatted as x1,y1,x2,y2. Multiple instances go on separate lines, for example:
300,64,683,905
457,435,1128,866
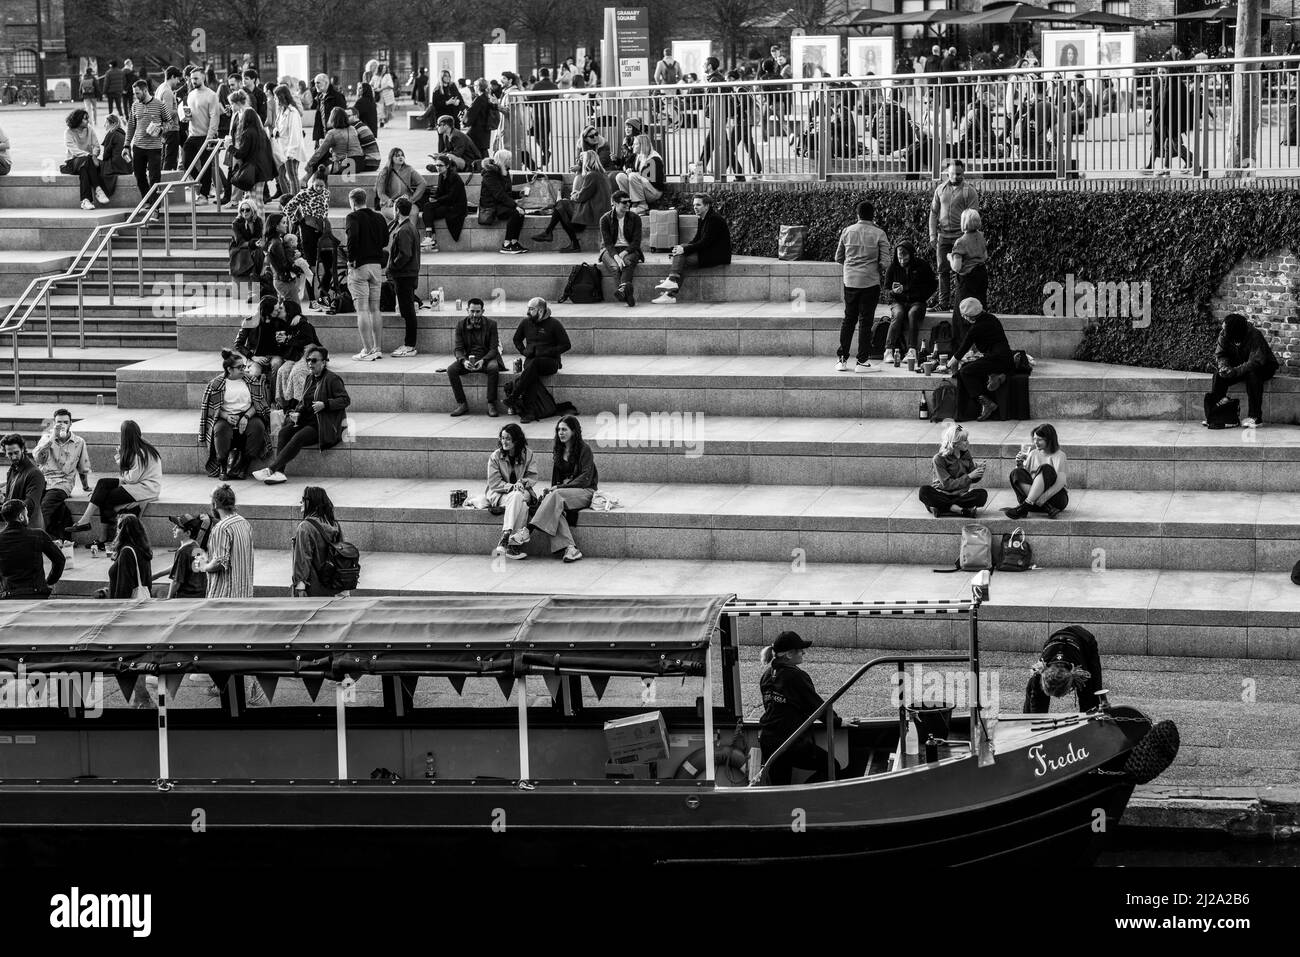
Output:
1210,250,1300,376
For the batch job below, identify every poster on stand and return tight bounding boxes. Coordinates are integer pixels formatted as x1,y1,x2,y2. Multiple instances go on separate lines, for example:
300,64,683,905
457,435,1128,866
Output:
672,40,712,82
276,45,310,87
1097,31,1137,78
612,6,650,86
791,34,840,86
847,36,895,86
428,42,466,85
483,43,519,82
1041,29,1100,72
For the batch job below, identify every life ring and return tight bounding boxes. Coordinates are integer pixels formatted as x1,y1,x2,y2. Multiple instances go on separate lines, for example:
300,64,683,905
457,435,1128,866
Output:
674,746,750,785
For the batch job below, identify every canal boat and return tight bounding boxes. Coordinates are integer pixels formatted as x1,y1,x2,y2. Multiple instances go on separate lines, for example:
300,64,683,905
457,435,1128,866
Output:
0,579,1178,866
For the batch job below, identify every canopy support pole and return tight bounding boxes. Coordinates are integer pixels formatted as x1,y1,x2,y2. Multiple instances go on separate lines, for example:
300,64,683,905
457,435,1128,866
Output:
335,679,349,780
703,652,715,782
516,677,530,781
157,678,170,782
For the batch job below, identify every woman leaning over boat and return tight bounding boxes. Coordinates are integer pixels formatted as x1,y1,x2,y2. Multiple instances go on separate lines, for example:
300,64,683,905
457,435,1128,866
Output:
759,630,845,785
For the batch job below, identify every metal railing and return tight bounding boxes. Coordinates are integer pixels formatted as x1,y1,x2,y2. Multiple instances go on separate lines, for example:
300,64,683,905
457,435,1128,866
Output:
496,55,1300,183
2,143,224,404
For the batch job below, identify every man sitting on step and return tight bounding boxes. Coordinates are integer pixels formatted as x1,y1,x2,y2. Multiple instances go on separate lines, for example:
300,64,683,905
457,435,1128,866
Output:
448,298,505,418
1207,312,1278,429
429,115,482,173
653,193,732,304
598,190,643,308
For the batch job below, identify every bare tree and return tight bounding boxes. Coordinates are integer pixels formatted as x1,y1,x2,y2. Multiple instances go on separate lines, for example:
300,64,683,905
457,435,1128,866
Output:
1229,0,1261,174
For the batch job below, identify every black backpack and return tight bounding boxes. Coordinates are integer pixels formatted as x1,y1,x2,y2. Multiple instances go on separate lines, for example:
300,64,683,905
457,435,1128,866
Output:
930,378,959,422
559,262,603,303
308,519,361,592
869,321,890,359
997,527,1033,572
1203,393,1240,429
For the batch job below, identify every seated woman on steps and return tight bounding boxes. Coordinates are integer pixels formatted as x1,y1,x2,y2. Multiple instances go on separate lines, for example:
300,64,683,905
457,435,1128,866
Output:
918,423,988,518
70,420,163,547
503,415,596,564
1003,423,1068,520
198,349,271,481
487,423,539,557
531,149,611,253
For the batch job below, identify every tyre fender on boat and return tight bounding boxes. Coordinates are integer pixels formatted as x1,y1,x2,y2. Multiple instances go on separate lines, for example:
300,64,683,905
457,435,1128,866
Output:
1122,720,1180,785
674,746,750,784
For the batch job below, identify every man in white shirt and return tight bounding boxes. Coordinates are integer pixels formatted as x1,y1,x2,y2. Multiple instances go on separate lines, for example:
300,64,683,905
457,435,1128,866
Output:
182,71,221,201
32,408,93,542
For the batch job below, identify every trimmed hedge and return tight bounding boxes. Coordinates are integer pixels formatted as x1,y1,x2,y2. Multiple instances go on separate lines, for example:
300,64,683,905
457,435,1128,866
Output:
666,184,1300,373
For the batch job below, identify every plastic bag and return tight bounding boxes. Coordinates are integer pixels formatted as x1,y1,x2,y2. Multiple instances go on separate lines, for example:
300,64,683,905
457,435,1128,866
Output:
777,225,806,262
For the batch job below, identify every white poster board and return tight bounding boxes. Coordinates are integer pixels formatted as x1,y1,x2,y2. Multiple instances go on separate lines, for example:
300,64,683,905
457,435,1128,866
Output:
1041,29,1100,72
672,40,712,82
791,34,840,85
483,43,519,82
1097,31,1137,78
847,36,895,86
276,45,310,88
428,42,466,85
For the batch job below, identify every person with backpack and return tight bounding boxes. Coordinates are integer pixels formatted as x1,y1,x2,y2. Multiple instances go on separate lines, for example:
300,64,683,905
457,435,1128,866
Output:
919,423,987,518
448,298,504,417
1023,625,1104,713
884,238,938,365
293,486,355,596
833,200,891,373
1003,423,1069,520
253,345,351,484
653,193,732,304
945,298,1014,422
654,49,681,86
1207,313,1278,429
509,298,571,424
599,190,643,307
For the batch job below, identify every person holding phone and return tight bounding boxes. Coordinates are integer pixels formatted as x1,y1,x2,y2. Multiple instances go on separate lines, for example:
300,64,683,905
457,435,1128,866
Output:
123,79,173,198
33,408,93,541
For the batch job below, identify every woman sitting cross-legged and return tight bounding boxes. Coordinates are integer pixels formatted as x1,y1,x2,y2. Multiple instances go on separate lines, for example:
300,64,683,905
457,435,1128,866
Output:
503,415,596,563
918,423,988,518
487,423,539,557
70,420,163,546
252,344,350,485
1003,423,1069,520
198,349,271,480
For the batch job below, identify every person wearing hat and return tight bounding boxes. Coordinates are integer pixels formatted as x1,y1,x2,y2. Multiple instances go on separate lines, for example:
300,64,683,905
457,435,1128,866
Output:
430,114,482,173
610,117,646,191
759,630,845,785
166,512,210,599
1208,312,1278,429
945,298,1014,422
1023,625,1105,714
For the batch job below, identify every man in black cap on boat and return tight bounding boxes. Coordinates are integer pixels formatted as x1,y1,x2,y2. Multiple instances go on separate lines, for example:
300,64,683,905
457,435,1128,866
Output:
759,630,845,785
1023,625,1106,714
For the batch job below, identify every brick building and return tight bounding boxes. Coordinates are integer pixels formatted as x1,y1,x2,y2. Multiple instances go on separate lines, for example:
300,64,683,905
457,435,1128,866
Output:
0,0,68,79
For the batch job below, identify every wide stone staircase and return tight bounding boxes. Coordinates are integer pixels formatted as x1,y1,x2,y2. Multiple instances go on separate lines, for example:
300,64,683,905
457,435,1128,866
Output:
1,169,1298,803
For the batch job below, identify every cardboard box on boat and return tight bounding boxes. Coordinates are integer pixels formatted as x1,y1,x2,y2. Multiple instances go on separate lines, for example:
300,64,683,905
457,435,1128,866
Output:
603,711,669,765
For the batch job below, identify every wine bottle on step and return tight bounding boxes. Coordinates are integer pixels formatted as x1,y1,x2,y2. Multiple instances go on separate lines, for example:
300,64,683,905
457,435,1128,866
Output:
919,392,929,421
918,338,929,365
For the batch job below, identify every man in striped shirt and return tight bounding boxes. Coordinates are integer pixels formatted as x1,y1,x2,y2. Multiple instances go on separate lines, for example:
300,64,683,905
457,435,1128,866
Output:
124,79,174,199
201,483,255,598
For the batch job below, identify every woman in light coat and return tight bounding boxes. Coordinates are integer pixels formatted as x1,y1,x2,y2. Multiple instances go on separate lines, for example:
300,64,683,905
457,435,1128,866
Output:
272,83,309,196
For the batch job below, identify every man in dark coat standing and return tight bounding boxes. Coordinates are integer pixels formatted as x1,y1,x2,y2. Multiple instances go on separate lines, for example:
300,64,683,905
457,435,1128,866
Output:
311,73,347,147
3,434,45,532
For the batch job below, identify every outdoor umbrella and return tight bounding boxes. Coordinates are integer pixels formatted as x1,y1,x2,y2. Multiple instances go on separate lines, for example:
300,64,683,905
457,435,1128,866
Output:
1061,10,1151,27
950,3,1060,25
863,9,969,26
1165,5,1286,21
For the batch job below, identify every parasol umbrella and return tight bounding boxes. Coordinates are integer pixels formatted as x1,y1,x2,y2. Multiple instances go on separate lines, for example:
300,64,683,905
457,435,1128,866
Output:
1165,4,1286,21
1060,10,1151,27
864,9,969,26
950,3,1061,25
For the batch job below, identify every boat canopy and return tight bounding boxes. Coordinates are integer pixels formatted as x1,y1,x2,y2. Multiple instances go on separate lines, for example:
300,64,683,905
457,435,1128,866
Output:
0,595,732,680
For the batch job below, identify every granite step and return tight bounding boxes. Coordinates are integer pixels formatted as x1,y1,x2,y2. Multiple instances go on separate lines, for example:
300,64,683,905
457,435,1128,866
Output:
114,352,1300,423
70,408,1300,493
0,208,131,250
48,548,1300,661
91,472,1300,573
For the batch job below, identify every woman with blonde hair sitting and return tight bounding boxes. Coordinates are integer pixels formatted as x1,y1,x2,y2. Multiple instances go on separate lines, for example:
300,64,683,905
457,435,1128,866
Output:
917,422,988,518
615,133,665,213
530,149,611,253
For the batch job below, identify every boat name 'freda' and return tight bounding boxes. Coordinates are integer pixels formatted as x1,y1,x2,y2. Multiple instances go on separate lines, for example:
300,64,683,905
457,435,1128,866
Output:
1027,741,1090,777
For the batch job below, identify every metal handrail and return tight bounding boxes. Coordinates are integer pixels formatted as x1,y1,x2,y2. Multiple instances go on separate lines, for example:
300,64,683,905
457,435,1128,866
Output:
3,142,224,404
748,581,986,785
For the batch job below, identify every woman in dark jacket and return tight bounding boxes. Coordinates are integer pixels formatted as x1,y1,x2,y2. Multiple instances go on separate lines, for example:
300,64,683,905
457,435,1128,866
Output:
530,149,611,252
253,344,351,484
477,150,528,254
507,415,596,563
292,486,348,596
228,199,264,302
464,79,497,154
944,298,1014,422
1143,65,1196,175
1208,312,1279,427
421,156,468,249
1024,625,1104,714
198,348,272,479
234,295,292,373
106,513,153,599
430,71,465,127
98,115,134,197
354,82,379,137
305,107,363,177
884,239,938,359
232,103,277,203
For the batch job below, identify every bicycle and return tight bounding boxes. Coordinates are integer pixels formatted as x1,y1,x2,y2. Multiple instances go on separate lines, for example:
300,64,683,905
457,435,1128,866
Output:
2,77,38,106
